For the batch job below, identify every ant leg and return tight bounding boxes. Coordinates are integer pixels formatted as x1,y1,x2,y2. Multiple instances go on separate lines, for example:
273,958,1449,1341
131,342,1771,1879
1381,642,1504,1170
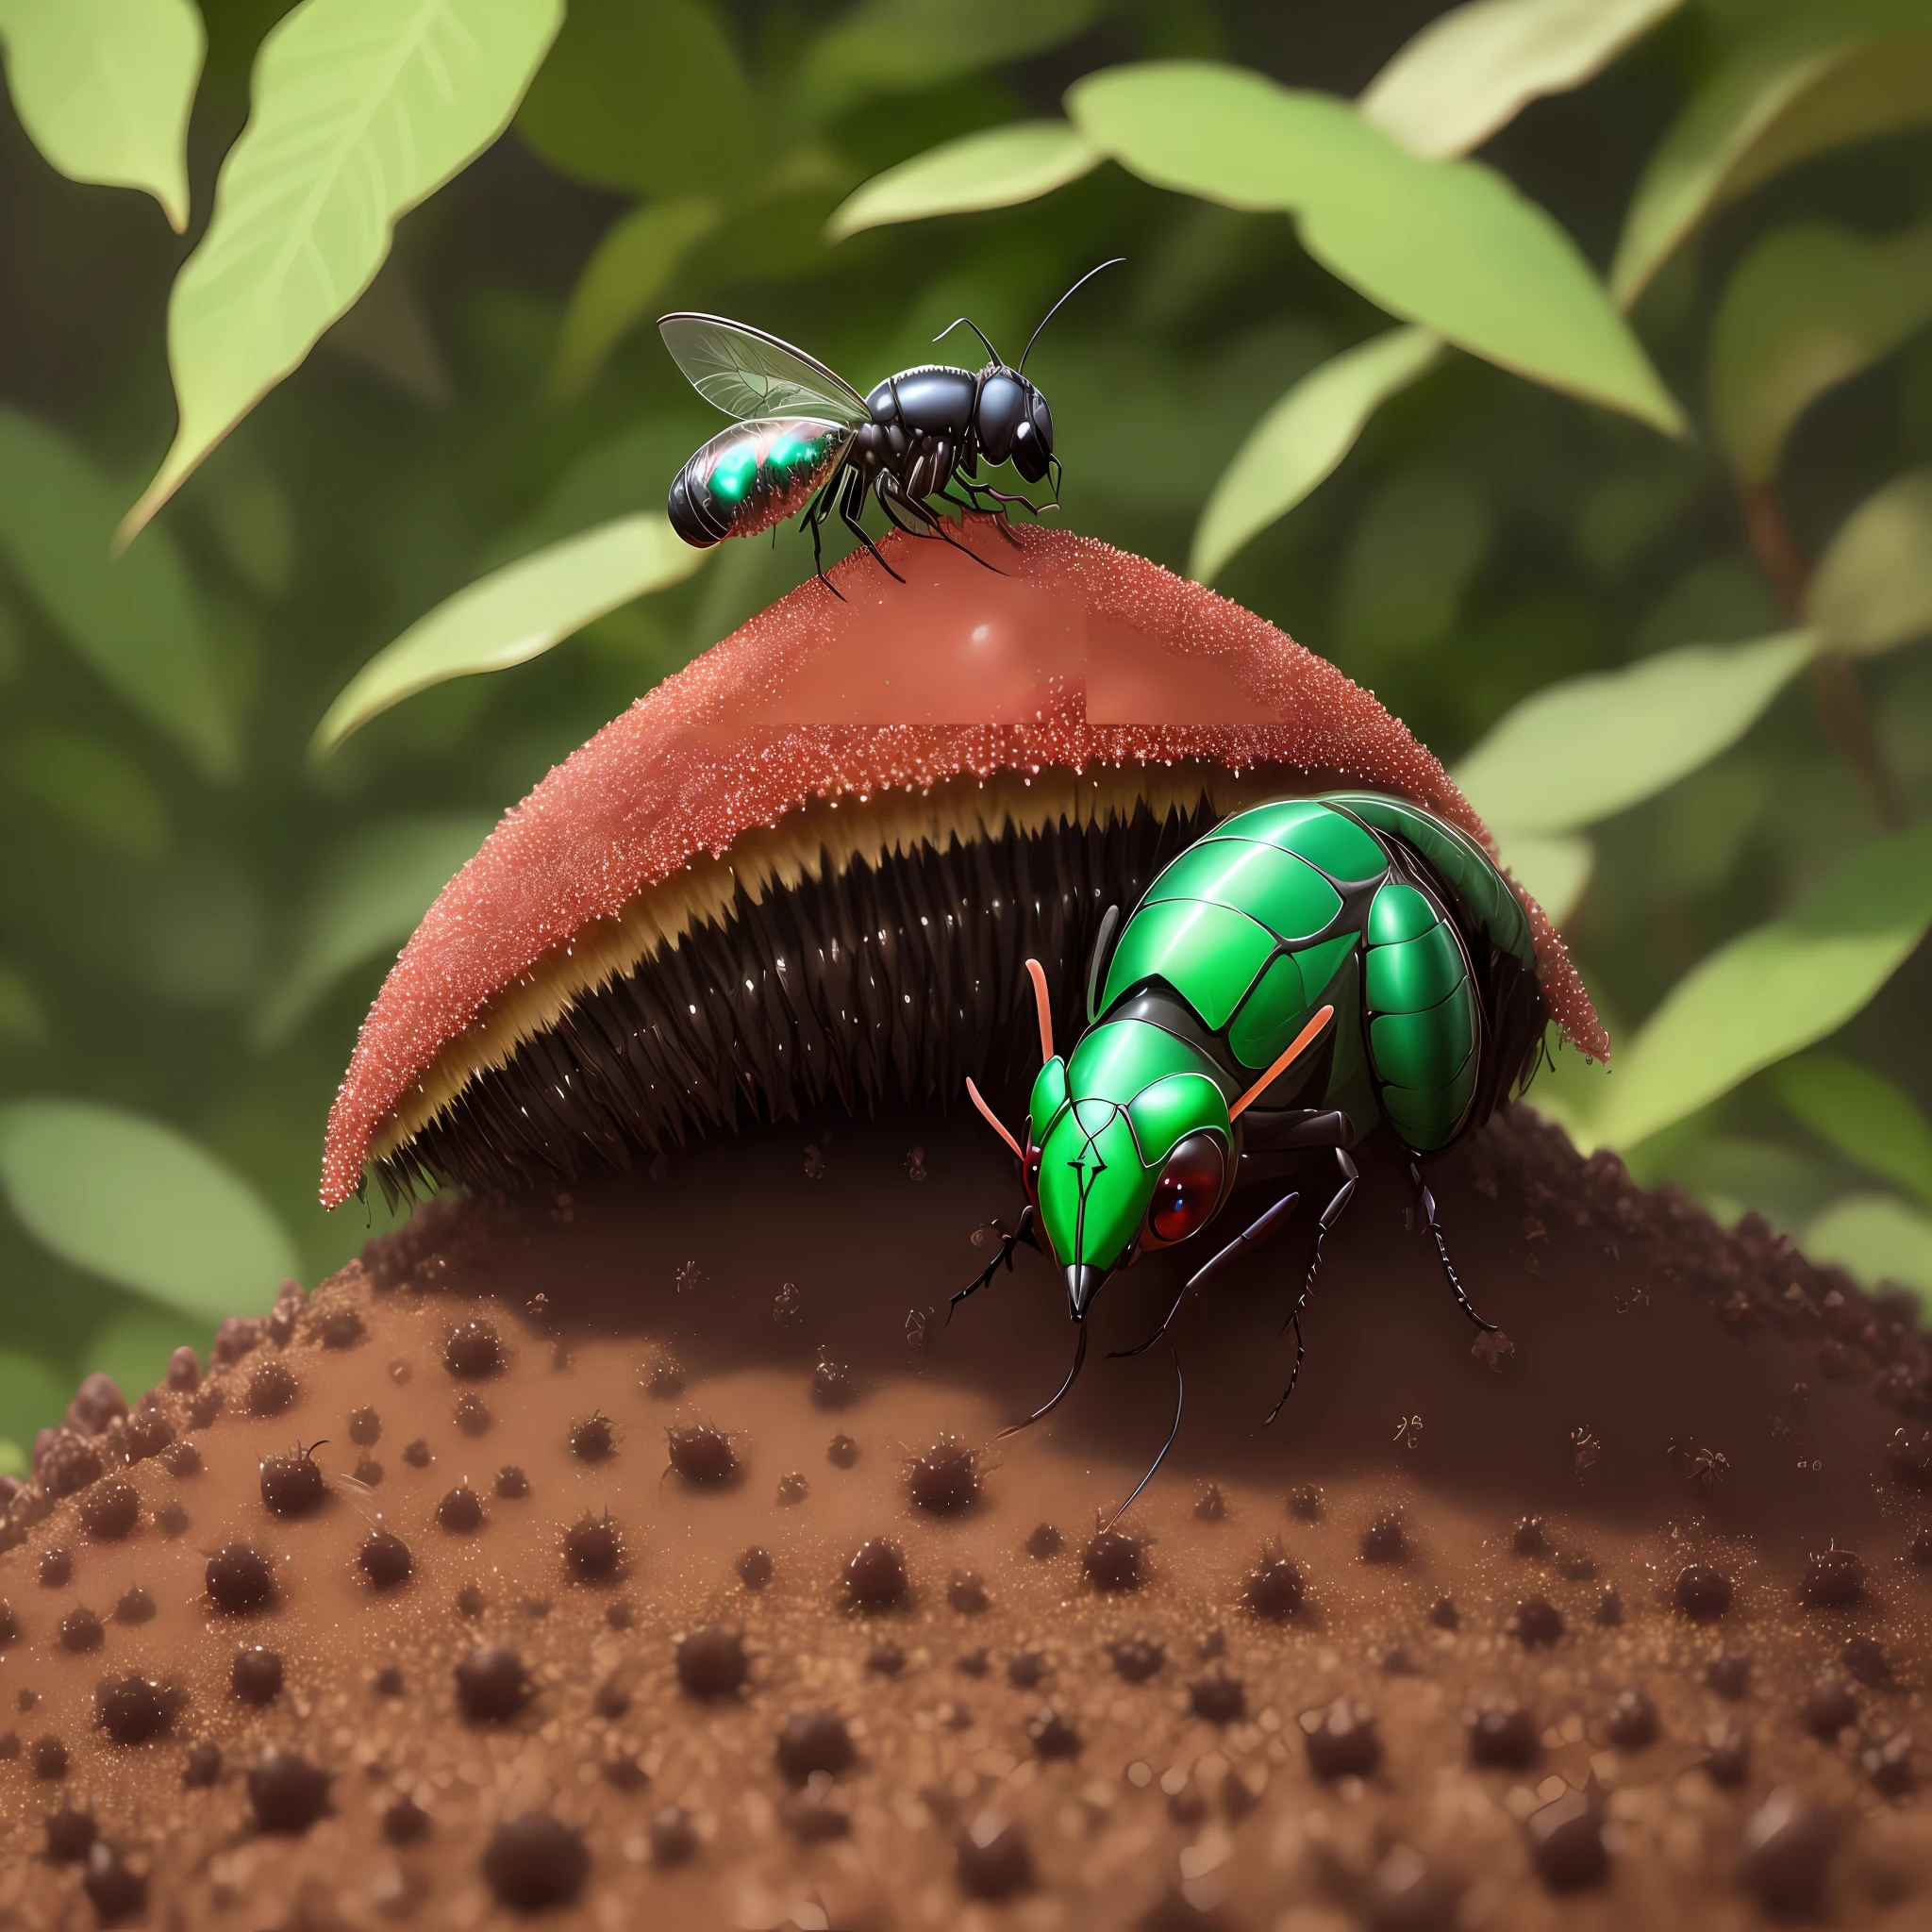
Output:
840,472,903,582
876,491,929,539
896,488,1004,574
948,481,1025,546
948,1204,1038,1324
1110,1188,1300,1359
804,475,844,599
1411,1161,1499,1332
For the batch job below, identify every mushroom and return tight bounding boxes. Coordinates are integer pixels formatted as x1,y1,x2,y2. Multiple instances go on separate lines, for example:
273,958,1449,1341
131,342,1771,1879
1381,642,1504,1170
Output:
321,521,1602,1208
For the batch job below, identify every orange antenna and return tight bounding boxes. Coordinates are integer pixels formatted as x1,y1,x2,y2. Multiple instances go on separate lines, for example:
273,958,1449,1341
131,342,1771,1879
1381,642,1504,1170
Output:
965,1076,1025,1165
1024,958,1054,1064
1229,1006,1335,1122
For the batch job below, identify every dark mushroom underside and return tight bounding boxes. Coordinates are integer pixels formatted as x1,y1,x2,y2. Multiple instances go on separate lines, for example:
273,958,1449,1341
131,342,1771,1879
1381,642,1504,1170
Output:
383,789,1546,1206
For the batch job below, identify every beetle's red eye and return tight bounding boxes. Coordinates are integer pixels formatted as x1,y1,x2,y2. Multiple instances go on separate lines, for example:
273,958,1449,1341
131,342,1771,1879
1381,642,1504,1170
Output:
1147,1133,1226,1245
1024,1140,1042,1204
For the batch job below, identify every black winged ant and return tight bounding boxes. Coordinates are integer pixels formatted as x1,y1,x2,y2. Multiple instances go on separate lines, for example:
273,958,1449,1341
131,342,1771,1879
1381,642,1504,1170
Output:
660,260,1121,592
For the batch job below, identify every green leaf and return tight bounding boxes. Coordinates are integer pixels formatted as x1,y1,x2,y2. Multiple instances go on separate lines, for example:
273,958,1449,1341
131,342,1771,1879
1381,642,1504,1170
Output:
1712,218,1932,485
1067,63,1683,434
1455,629,1816,834
826,121,1101,241
1190,325,1443,581
254,811,497,1046
0,408,233,775
120,0,565,542
1804,1191,1932,1298
1775,1053,1932,1207
1494,829,1593,924
516,0,757,197
4,726,170,857
798,0,1101,122
1807,468,1932,656
1359,0,1683,161
1592,821,1932,1150
0,960,45,1049
0,1348,68,1450
551,197,719,400
1611,21,1932,308
0,0,204,229
0,1099,298,1320
313,513,707,756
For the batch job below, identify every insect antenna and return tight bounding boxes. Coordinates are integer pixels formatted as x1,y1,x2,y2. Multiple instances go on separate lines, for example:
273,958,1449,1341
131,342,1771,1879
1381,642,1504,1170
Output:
997,1322,1089,1440
1100,1341,1184,1530
1024,957,1054,1061
933,315,1003,362
1018,257,1125,373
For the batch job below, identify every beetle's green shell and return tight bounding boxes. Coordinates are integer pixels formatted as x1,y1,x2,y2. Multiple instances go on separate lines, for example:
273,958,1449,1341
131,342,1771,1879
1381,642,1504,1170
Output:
1097,793,1529,1155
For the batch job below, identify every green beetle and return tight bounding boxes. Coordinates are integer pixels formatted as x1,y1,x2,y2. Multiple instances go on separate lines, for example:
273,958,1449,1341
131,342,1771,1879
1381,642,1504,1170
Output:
961,791,1547,1451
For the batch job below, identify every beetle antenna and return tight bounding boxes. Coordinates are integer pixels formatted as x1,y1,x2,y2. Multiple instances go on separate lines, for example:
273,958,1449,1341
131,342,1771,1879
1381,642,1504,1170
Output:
1100,1341,1183,1529
964,1075,1025,1165
1018,258,1124,373
1229,1005,1334,1121
998,1322,1089,1439
933,315,1003,363
1024,958,1054,1062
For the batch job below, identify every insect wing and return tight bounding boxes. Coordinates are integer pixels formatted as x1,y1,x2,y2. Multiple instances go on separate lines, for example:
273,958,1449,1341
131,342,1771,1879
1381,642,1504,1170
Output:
659,313,871,427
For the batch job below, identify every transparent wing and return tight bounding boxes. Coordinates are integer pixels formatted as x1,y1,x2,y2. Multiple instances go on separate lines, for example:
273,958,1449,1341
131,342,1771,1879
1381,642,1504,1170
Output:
659,313,871,426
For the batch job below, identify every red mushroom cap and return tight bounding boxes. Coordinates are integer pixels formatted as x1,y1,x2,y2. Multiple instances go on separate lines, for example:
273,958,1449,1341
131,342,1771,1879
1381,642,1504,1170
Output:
322,521,1601,1208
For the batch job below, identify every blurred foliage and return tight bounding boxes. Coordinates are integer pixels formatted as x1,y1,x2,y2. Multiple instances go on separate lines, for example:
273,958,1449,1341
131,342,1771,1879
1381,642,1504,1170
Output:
2,0,1932,1462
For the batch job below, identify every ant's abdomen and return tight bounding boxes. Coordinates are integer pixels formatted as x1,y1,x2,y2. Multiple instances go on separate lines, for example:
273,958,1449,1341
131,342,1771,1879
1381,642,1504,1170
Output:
668,420,846,545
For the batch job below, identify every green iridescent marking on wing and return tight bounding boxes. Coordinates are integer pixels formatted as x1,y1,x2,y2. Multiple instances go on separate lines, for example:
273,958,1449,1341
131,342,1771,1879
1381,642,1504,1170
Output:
1100,898,1278,1030
1143,837,1342,942
708,444,759,502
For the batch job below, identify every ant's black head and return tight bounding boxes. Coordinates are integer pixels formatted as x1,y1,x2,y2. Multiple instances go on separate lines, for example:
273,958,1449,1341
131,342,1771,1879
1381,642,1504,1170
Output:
933,258,1121,489
975,371,1054,480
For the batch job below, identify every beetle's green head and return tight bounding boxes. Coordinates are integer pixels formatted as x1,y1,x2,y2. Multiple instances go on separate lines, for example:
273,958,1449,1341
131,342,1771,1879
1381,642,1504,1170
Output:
1025,1017,1236,1321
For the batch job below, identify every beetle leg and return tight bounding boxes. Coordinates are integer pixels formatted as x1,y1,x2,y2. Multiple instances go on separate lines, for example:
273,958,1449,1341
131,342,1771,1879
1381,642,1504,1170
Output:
1261,1147,1357,1423
1264,1310,1308,1424
1295,1148,1358,1320
948,1204,1038,1324
1411,1161,1499,1332
1109,1188,1300,1359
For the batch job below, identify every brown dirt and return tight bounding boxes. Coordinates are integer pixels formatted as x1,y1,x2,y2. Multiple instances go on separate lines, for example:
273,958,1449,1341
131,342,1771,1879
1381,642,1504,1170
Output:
3,1105,1931,1929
